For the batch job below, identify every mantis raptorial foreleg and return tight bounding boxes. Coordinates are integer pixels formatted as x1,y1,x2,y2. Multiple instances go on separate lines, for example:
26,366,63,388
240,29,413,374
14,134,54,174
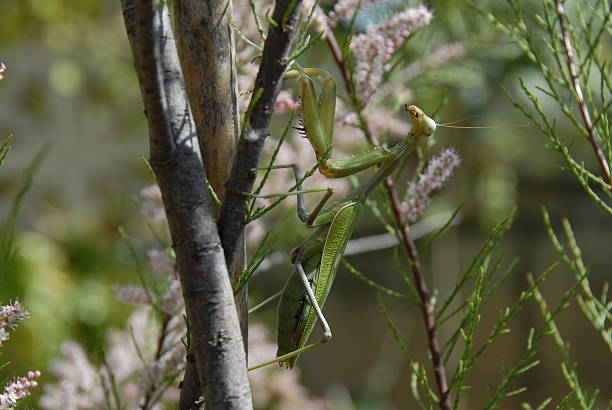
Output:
285,67,399,178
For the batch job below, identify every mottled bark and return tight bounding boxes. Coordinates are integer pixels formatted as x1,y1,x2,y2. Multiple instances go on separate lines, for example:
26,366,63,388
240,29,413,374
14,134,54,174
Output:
172,0,239,202
171,1,247,405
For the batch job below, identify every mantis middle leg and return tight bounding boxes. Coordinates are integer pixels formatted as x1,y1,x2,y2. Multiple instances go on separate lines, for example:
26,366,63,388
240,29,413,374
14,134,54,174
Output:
249,163,335,226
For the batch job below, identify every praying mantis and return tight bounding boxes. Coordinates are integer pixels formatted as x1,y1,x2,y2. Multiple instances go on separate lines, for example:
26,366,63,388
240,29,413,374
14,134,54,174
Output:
247,65,522,370
248,65,438,370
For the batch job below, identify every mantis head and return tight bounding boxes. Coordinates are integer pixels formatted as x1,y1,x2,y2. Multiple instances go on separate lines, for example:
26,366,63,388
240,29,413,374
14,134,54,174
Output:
405,104,436,137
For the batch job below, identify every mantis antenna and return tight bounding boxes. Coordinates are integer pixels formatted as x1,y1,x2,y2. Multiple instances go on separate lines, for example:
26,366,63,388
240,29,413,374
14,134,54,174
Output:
438,123,530,129
403,104,529,130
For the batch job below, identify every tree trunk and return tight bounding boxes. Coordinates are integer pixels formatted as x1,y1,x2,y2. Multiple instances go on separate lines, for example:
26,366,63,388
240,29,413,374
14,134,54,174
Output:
120,1,252,409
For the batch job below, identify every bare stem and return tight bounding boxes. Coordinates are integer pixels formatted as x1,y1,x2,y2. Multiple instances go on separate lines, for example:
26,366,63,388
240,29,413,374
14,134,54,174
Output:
324,32,380,147
141,315,171,410
554,0,611,184
385,180,452,410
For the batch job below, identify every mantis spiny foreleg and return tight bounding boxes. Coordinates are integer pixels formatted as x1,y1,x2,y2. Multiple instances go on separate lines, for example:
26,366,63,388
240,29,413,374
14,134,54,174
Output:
248,163,335,226
285,67,400,178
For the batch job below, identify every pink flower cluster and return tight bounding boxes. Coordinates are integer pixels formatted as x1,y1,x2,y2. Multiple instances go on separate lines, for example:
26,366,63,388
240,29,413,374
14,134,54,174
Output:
0,300,29,345
350,28,388,102
115,247,182,314
139,184,166,224
0,371,41,408
350,5,433,101
113,284,149,305
39,309,186,409
376,6,433,54
328,0,376,27
302,0,329,35
402,148,461,223
0,62,5,80
147,248,175,277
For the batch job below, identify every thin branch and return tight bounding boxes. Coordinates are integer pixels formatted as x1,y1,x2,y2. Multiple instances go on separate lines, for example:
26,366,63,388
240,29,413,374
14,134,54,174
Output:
386,180,452,410
325,33,354,100
324,31,380,147
554,0,611,184
120,1,252,409
141,315,171,409
218,0,304,271
323,27,452,410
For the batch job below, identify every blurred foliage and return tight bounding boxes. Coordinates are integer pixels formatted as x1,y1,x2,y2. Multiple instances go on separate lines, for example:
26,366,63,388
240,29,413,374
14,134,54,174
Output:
0,0,609,408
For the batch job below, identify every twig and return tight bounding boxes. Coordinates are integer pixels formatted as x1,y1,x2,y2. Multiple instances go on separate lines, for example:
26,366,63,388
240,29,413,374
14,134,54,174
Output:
554,0,611,184
141,314,170,410
324,28,452,410
325,33,354,99
386,180,452,410
218,0,304,271
120,2,252,409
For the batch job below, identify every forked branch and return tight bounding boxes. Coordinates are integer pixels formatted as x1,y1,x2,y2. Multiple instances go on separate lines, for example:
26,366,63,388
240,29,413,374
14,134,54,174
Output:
219,0,305,272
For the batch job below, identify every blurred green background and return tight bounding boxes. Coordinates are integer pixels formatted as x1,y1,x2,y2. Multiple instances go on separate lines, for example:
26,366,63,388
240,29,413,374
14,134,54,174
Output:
1,0,609,408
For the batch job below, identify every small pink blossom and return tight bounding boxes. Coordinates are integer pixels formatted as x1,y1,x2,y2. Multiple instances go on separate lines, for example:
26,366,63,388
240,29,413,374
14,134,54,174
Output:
350,5,433,101
423,42,465,69
113,284,150,305
275,90,298,113
0,371,41,408
0,300,29,345
161,279,183,314
401,148,461,223
302,0,329,35
39,341,104,409
350,28,387,101
147,248,175,277
139,184,167,224
377,5,433,52
0,62,5,80
328,0,377,27
141,343,185,393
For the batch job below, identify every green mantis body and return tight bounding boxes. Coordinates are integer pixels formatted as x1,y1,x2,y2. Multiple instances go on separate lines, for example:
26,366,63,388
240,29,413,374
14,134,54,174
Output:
263,103,437,369
251,66,510,368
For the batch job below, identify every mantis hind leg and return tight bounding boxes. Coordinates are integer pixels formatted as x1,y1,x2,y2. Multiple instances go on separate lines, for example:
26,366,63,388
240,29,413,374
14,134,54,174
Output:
294,259,332,341
248,257,333,372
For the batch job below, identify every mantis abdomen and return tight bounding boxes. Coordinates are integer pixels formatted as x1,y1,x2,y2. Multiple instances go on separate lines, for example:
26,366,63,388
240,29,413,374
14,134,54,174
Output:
276,201,363,368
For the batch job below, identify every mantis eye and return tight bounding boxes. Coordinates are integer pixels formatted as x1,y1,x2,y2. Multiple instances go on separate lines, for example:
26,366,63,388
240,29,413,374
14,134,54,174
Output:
405,105,436,137
405,104,420,118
